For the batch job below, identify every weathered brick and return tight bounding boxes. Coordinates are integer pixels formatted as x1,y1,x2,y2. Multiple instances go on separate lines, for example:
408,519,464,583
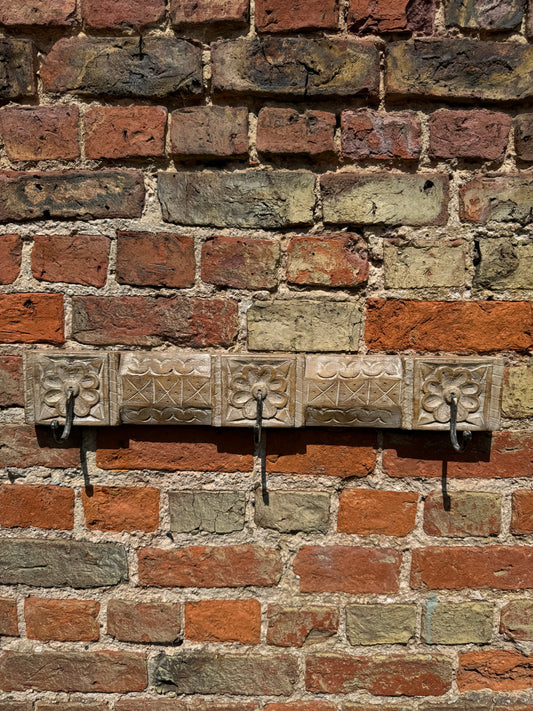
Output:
0,425,80,469
82,0,165,28
0,235,22,285
32,234,110,287
0,171,144,222
36,704,108,711
515,113,533,161
159,171,315,229
0,650,146,692
411,546,533,590
170,0,248,27
0,0,76,25
255,490,330,533
256,0,338,31
0,599,18,637
500,600,533,641
201,236,280,290
0,484,74,530
212,37,379,97
287,234,368,288
503,364,533,418
265,704,334,711
257,108,335,157
306,653,452,696
169,107,248,159
115,701,185,711
116,232,195,288
0,539,128,588
446,0,524,30
267,605,339,647
0,357,22,407
348,0,435,33
458,650,533,691
84,106,166,159
347,604,416,646
82,486,159,532
423,601,494,644
185,600,260,644
341,109,421,162
0,703,32,711
461,176,533,224
383,239,467,289
42,37,202,97
423,491,501,538
474,239,533,290
0,106,79,161
429,110,511,162
154,652,298,695
169,491,245,534
294,546,401,593
321,173,448,226
248,300,361,352
72,296,238,347
0,293,64,344
387,40,533,101
138,545,282,587
25,598,100,642
338,489,418,536
365,299,532,353
0,40,35,99
107,600,182,644
344,706,415,711
187,703,257,711
511,490,533,534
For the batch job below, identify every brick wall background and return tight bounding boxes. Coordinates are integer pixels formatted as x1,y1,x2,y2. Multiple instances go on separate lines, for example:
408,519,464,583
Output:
0,0,533,709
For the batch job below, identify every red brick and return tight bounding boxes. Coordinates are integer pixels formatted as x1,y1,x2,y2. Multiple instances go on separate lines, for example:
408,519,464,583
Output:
0,599,18,637
82,486,159,532
0,106,79,161
411,546,533,590
341,109,421,161
32,234,109,287
348,0,435,33
366,299,532,353
170,0,248,26
138,545,282,588
338,490,418,536
265,705,334,711
84,106,166,159
267,605,339,647
0,234,22,284
266,429,377,478
97,426,253,473
185,600,261,643
116,232,195,288
383,431,533,479
82,0,165,28
0,356,23,407
25,598,99,642
294,546,401,593
460,175,533,224
0,293,64,344
107,600,182,644
0,650,147,692
256,0,337,31
0,0,76,26
458,650,533,691
0,425,80,469
36,704,108,711
286,234,368,288
170,106,248,159
115,701,185,711
511,490,533,534
306,653,452,695
72,295,238,347
500,600,533,641
514,113,533,161
187,704,256,711
424,491,501,537
201,236,280,289
429,109,511,161
0,484,74,530
257,108,335,157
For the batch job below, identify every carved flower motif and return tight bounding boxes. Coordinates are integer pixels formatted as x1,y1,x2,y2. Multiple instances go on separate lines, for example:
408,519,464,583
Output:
229,364,288,420
42,362,100,417
421,366,481,423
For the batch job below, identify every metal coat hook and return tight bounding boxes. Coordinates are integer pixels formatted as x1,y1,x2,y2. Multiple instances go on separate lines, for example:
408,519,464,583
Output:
254,388,265,448
449,391,472,453
51,387,75,443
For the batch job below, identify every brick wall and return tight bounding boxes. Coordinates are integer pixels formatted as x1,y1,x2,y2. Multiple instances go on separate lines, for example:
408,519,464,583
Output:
1,0,533,709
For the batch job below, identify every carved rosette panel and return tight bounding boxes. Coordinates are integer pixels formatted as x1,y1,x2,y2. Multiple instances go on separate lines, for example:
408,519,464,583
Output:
413,358,503,431
24,353,116,426
119,353,212,425
304,356,405,427
218,355,302,427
